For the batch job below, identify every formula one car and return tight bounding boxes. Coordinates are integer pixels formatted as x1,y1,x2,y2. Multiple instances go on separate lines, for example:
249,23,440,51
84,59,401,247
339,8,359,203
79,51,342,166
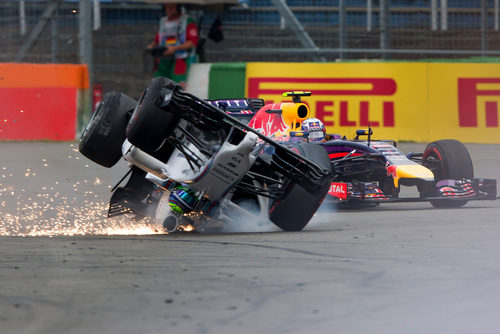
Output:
320,133,497,207
79,78,332,232
197,90,498,209
214,91,498,208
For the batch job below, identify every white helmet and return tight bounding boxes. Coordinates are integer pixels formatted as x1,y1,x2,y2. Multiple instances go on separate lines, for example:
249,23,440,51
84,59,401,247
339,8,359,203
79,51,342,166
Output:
301,118,326,142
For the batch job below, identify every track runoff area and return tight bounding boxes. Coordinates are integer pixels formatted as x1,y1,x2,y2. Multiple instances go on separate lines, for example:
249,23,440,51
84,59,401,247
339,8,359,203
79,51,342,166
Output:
0,141,499,333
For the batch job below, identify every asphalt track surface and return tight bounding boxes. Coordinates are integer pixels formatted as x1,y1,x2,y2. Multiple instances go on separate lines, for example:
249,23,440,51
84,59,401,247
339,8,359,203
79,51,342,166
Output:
1,142,500,334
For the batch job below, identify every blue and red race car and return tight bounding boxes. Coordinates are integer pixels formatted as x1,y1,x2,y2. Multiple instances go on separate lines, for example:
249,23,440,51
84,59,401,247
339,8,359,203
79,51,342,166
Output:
210,91,497,208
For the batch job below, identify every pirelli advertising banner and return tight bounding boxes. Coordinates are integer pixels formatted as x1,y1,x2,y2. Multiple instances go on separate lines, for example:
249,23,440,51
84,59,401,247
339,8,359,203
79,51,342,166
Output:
245,62,500,143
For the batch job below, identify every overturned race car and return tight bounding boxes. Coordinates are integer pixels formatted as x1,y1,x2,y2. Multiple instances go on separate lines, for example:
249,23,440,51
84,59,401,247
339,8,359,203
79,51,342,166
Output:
79,78,332,232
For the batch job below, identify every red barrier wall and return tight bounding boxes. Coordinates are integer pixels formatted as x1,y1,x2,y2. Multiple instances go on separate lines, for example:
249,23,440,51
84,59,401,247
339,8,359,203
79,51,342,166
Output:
0,63,89,141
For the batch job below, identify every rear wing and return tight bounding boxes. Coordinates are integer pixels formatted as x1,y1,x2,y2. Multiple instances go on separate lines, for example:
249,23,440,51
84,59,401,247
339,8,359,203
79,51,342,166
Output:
206,98,264,114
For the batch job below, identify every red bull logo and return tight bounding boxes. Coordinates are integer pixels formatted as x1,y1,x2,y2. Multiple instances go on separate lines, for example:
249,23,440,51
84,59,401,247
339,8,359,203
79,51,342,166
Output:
248,103,289,137
307,121,321,129
247,77,397,128
386,162,398,178
458,78,500,127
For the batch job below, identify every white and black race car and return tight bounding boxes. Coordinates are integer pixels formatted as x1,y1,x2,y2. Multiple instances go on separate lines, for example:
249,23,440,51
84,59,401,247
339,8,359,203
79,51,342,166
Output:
79,78,332,232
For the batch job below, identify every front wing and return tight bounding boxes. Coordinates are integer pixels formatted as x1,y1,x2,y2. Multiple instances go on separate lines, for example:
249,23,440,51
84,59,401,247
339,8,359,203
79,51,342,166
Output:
327,178,498,203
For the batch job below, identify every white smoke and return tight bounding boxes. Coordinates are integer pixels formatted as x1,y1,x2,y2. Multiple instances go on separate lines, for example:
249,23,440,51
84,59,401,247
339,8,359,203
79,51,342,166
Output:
202,197,279,233
304,199,339,230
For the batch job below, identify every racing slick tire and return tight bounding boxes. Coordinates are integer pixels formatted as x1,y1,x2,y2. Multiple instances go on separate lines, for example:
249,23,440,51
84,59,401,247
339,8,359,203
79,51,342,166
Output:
269,143,332,231
423,139,474,208
79,91,137,168
126,77,180,154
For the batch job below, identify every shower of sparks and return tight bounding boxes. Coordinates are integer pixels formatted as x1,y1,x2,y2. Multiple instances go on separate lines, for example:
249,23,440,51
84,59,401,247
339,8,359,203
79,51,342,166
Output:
0,191,164,237
0,146,166,237
182,224,194,232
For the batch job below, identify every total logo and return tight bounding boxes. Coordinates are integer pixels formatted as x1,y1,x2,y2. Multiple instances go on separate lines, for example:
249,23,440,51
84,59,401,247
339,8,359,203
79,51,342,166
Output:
328,183,347,200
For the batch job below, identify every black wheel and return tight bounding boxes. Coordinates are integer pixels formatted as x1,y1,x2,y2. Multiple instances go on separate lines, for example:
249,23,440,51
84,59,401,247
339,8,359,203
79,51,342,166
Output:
126,77,180,153
79,91,137,168
423,139,474,208
269,143,332,231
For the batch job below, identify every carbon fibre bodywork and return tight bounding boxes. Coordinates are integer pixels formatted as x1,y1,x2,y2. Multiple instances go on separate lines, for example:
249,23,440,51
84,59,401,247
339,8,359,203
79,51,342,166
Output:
80,81,332,232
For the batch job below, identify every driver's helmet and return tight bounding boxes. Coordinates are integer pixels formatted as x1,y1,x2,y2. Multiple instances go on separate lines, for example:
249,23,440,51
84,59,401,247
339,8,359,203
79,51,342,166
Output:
169,185,198,215
301,118,326,142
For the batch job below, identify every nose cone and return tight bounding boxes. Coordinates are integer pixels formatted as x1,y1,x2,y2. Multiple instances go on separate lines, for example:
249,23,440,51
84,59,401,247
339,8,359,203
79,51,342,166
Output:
388,164,434,188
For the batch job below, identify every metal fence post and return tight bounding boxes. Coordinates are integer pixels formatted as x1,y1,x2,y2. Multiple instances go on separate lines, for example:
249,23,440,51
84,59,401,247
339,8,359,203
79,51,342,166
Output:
431,0,438,31
380,0,389,59
79,0,92,70
79,0,93,135
481,0,488,56
93,0,101,31
339,0,346,60
495,0,499,31
440,0,448,31
51,17,58,63
367,0,372,32
19,0,26,36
